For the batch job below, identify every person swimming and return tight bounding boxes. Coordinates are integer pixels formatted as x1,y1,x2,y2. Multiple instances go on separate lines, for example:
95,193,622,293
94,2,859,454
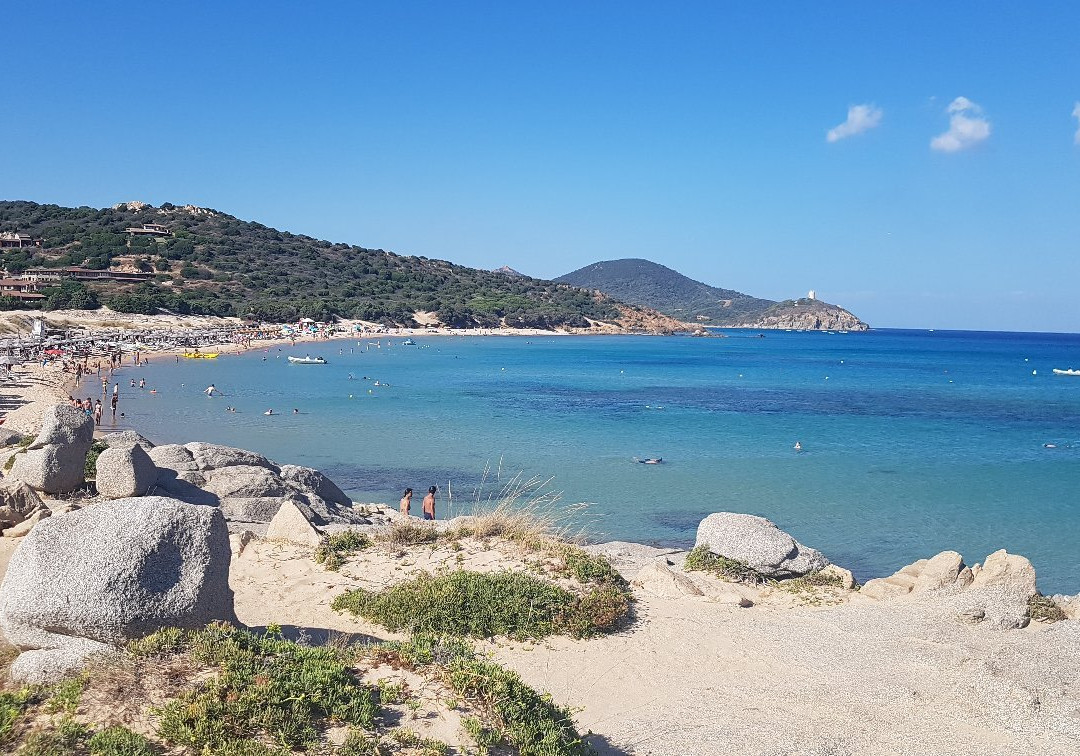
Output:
794,441,803,451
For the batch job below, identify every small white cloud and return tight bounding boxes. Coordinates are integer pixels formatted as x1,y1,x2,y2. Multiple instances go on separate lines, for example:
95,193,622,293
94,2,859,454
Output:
1073,102,1080,145
827,104,883,143
931,96,991,152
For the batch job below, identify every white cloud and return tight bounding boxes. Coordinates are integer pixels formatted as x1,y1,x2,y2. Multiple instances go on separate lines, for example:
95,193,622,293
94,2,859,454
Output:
826,104,883,143
1073,102,1080,145
931,96,991,152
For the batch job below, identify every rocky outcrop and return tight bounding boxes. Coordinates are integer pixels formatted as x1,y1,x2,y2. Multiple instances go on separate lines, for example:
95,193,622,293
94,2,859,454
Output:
860,549,1039,630
101,430,156,452
95,443,158,499
8,404,94,494
149,442,363,528
0,496,237,682
695,513,829,578
860,551,970,599
736,299,869,331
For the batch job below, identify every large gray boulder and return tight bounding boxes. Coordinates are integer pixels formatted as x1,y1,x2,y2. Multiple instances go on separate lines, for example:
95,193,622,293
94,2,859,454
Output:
0,428,24,447
95,444,158,499
201,465,291,500
7,404,95,494
185,442,278,472
148,444,199,472
10,444,89,495
279,465,352,507
102,430,156,452
26,404,94,449
0,496,237,663
695,512,829,578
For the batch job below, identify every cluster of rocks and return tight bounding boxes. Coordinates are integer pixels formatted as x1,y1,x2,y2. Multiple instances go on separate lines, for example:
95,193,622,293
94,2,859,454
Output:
0,405,383,535
0,403,395,682
859,548,1061,629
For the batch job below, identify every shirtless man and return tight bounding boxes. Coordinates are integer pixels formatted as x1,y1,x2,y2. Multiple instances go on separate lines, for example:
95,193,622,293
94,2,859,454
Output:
422,486,437,521
399,488,413,517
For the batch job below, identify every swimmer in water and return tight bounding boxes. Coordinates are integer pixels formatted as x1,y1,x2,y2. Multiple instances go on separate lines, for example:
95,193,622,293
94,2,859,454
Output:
794,441,803,451
264,409,273,415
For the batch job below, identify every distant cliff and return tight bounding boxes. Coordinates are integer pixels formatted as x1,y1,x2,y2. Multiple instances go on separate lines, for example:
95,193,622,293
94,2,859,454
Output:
557,258,868,330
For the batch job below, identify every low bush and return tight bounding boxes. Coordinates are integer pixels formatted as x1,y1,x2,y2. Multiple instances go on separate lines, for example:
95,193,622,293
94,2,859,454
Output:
378,519,439,546
684,545,765,583
85,439,108,479
333,570,574,640
148,624,376,752
88,725,157,755
369,634,592,756
315,530,371,571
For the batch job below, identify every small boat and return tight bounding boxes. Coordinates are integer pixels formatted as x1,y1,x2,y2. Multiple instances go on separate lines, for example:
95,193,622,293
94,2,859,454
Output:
633,457,663,465
287,355,327,365
182,352,219,359
402,338,416,346
1052,368,1080,376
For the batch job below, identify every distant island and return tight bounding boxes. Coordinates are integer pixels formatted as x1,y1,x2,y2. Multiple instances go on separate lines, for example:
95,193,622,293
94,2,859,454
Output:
558,258,868,331
0,201,682,332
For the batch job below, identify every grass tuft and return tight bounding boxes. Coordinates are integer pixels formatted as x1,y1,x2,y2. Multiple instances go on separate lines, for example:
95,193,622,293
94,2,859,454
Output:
85,439,108,479
379,519,439,546
88,725,157,755
315,530,371,571
684,545,766,583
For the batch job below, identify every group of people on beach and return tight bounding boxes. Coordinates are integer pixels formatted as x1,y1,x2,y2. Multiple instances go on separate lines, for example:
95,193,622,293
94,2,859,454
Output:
399,486,438,520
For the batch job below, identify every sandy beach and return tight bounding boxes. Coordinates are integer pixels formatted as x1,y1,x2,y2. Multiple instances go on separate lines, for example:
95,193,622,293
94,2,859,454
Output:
0,312,1077,755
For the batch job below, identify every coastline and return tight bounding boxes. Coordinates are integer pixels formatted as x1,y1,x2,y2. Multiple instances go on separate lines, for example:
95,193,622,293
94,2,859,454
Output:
0,320,1078,753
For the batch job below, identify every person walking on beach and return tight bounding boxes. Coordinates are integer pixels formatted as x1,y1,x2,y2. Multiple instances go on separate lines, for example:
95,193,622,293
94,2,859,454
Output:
399,488,413,517
93,400,103,425
110,391,118,417
422,486,437,521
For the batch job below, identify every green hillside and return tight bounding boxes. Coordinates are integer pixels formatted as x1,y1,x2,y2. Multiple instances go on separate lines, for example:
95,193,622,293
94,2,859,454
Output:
556,258,775,324
0,201,620,328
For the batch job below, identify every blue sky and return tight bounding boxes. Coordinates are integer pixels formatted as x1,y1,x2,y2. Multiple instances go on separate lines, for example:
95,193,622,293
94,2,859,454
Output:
4,2,1079,331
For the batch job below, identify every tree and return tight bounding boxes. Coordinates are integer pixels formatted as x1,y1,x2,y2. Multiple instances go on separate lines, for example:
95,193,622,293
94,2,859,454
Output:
44,280,99,311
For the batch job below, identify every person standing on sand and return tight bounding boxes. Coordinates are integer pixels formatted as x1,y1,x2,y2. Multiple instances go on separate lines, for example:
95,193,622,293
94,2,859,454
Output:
399,488,413,516
422,486,437,521
93,400,103,425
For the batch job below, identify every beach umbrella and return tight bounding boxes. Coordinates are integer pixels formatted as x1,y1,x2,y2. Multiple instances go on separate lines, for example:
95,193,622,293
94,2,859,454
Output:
44,349,66,356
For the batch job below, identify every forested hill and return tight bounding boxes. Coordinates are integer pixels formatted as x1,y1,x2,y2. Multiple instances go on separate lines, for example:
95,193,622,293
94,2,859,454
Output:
0,201,666,329
557,258,868,330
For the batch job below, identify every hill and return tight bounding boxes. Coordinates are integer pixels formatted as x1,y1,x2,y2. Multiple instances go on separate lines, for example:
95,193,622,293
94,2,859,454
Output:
0,201,680,331
557,258,868,330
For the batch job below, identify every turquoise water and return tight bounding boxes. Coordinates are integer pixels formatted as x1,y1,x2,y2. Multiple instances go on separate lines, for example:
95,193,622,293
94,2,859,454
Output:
94,330,1080,594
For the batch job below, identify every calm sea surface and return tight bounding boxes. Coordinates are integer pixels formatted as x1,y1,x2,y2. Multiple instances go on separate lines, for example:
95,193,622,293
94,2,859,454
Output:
95,329,1080,594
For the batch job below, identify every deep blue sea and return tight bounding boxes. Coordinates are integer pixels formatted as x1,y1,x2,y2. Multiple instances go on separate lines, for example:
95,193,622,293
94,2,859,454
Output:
92,329,1080,594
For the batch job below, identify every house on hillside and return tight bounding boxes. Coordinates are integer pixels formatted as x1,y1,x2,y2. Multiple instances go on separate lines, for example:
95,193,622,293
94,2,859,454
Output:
0,278,45,301
23,267,156,283
124,223,172,238
0,232,41,249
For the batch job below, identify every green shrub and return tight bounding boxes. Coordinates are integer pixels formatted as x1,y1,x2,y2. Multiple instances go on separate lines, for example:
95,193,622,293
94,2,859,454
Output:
20,715,89,755
85,440,108,479
372,635,592,756
315,531,371,571
0,687,35,745
150,625,376,752
684,545,764,583
45,675,86,714
88,725,157,755
333,570,574,640
558,546,622,585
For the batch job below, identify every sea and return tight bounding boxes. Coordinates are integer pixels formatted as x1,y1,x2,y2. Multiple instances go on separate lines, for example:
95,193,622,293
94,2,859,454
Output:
93,329,1080,595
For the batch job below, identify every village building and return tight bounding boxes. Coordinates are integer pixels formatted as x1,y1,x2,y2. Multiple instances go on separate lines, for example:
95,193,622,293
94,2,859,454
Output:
0,231,42,249
124,223,172,238
22,267,156,283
